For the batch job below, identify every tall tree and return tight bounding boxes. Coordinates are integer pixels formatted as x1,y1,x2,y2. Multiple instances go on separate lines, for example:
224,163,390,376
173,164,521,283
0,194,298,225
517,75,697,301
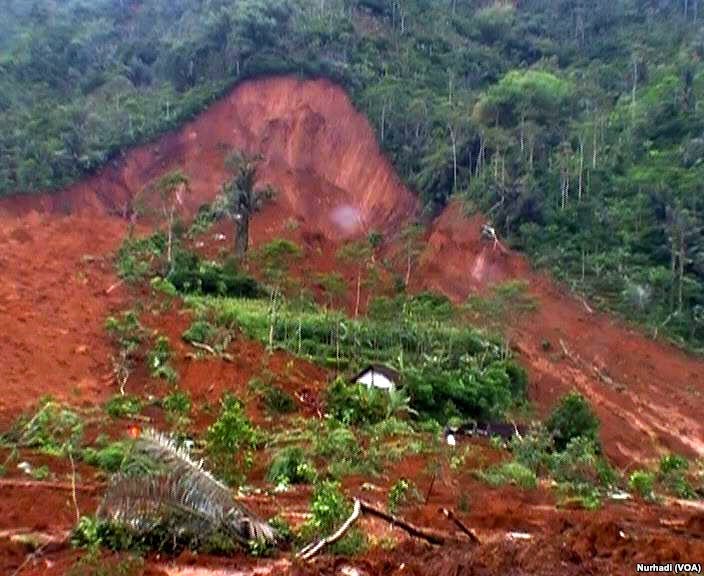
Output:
137,170,190,269
220,150,275,260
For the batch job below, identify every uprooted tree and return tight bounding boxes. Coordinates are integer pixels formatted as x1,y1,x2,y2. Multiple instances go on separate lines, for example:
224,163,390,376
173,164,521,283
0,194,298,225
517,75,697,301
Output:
220,150,276,260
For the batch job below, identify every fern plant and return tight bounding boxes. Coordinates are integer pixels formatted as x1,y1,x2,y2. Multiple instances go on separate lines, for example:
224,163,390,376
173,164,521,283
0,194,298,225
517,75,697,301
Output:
98,429,277,551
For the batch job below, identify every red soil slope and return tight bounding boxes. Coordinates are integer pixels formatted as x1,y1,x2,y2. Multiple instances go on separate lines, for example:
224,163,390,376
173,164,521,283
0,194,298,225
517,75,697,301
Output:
420,203,704,466
1,76,703,467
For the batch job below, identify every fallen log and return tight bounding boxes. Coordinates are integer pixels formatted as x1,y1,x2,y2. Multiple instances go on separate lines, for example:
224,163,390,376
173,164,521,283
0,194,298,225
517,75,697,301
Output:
297,498,475,560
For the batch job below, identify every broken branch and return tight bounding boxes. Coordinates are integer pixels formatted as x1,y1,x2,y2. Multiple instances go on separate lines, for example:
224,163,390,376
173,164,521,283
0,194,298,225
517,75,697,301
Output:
439,508,481,544
359,499,447,545
297,499,362,560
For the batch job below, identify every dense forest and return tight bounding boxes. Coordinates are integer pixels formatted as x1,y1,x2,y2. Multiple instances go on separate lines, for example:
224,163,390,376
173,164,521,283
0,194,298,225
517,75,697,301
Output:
1,0,703,350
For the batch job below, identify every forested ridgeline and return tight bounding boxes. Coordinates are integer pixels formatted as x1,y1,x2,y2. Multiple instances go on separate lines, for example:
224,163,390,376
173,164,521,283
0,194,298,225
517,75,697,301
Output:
1,0,703,349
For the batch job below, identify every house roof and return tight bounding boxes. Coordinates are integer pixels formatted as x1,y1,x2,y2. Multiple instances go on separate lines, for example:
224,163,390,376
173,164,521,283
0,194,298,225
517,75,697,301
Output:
351,363,401,384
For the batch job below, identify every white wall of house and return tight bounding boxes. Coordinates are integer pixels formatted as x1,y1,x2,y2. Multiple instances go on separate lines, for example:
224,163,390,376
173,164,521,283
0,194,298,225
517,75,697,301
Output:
356,370,395,391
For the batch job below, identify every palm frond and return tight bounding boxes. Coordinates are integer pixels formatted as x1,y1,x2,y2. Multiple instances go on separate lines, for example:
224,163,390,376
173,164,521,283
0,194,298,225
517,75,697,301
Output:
98,429,277,548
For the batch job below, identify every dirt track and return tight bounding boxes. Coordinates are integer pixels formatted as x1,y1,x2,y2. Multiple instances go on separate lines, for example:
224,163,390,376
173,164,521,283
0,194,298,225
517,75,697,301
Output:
1,76,704,574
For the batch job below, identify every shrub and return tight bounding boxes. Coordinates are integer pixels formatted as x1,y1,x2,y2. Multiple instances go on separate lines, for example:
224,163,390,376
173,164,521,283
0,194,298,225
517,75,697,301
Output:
549,436,614,486
267,447,317,485
168,250,262,298
658,454,695,499
182,319,218,345
510,427,553,473
546,393,600,451
302,480,366,555
480,461,537,489
629,470,656,500
325,378,389,425
116,233,166,282
147,335,178,383
105,395,143,419
262,385,296,414
105,311,145,352
387,478,418,513
82,441,131,473
14,399,84,455
659,453,689,475
206,394,259,484
163,390,191,416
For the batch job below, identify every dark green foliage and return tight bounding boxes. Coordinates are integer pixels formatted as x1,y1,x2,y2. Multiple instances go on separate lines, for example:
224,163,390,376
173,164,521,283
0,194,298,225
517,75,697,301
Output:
105,395,143,419
82,442,132,473
267,447,316,485
104,311,145,353
116,233,167,282
325,378,390,425
168,250,262,298
546,393,600,451
261,385,296,415
205,394,259,484
182,319,218,345
11,399,84,456
162,390,192,417
302,480,366,556
147,335,178,383
2,0,704,348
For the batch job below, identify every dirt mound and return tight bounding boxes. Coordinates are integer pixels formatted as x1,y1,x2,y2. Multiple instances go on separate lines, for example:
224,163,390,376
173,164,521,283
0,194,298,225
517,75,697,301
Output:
1,77,416,241
418,202,704,466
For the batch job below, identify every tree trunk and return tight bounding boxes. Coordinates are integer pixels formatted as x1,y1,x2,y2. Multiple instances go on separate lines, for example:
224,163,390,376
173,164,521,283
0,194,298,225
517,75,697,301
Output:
449,126,457,193
405,252,412,287
578,136,584,201
235,213,249,259
355,269,362,317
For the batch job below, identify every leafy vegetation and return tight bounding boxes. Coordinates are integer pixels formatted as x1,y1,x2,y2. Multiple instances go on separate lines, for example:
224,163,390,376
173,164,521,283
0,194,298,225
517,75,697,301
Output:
2,0,704,347
187,293,527,422
205,393,259,484
546,392,601,451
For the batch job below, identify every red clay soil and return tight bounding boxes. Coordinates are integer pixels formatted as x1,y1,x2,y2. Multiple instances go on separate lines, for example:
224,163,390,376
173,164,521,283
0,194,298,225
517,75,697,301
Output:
1,76,704,574
1,76,703,462
418,203,704,466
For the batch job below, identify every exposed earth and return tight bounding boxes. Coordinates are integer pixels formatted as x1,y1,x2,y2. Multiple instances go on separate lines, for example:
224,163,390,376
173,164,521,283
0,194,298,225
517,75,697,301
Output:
1,76,703,575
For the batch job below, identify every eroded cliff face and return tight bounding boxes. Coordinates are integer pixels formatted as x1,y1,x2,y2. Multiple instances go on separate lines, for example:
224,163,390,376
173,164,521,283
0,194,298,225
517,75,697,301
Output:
2,76,704,466
1,77,417,239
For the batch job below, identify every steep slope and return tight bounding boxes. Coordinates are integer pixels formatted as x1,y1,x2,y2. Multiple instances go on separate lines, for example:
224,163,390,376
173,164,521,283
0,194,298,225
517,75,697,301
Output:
420,204,704,466
1,76,703,466
1,77,417,239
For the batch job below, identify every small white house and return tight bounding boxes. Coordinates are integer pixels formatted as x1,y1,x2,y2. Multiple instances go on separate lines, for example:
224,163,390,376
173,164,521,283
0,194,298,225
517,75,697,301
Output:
352,364,401,392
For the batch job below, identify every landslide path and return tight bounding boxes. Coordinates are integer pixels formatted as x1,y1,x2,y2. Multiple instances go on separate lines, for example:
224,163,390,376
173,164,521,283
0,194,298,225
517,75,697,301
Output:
420,203,704,466
1,76,703,466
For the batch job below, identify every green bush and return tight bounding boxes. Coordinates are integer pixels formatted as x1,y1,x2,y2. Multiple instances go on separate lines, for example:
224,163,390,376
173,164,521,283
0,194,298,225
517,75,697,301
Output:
82,441,131,473
182,319,218,345
262,385,296,414
116,233,166,283
15,399,84,455
546,393,600,451
163,390,191,416
267,447,317,485
480,461,538,489
302,480,366,556
629,470,656,500
105,395,143,419
549,436,613,486
147,335,178,383
206,394,259,484
510,427,553,473
168,250,262,298
659,453,689,475
325,378,389,425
